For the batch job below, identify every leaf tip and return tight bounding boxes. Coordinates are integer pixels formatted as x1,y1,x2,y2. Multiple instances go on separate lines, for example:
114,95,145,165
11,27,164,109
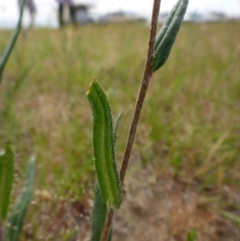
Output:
86,77,97,96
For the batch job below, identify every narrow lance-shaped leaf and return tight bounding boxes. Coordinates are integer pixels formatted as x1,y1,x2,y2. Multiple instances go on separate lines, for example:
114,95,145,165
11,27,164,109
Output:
86,78,122,209
91,113,121,241
0,143,14,221
6,156,35,241
91,185,110,241
153,0,189,72
0,0,26,83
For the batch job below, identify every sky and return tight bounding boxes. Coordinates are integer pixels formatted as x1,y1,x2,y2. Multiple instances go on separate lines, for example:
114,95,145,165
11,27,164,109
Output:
0,0,240,28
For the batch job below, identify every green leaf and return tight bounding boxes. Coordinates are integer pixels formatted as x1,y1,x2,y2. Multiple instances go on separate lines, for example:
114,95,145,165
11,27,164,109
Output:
91,185,110,241
0,143,14,221
91,186,113,241
86,78,122,209
6,156,35,241
91,110,121,241
0,0,26,83
153,0,189,72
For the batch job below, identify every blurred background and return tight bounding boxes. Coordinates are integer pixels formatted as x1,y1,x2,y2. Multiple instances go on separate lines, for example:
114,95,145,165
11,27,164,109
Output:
0,0,240,29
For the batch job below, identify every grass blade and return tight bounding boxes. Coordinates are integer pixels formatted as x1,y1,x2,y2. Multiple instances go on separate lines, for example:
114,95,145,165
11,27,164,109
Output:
0,144,14,221
0,0,26,83
153,0,189,72
6,156,35,241
86,78,122,209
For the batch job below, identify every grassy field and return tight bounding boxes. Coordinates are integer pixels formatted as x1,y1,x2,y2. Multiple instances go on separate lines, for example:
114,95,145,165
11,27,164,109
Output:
0,22,240,240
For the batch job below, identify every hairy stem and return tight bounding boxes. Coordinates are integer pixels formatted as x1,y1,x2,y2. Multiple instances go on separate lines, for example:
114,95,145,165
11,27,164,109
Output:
100,1,161,240
119,0,161,184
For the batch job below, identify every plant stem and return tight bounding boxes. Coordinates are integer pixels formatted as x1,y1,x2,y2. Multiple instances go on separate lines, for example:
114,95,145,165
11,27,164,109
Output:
100,208,114,241
100,1,161,240
119,0,161,184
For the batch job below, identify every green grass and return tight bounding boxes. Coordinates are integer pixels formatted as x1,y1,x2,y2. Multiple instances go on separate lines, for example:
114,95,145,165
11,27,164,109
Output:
0,22,240,239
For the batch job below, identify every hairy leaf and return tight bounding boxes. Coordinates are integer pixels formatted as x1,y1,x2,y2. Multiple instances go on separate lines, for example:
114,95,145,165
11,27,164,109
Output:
91,185,110,241
86,78,122,209
153,0,189,72
91,109,122,240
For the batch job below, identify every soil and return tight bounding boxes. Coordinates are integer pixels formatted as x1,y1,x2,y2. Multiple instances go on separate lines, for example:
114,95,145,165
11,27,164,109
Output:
65,165,240,241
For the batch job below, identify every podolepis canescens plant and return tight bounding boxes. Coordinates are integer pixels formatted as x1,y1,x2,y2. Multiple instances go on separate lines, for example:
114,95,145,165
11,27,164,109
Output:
87,0,189,241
